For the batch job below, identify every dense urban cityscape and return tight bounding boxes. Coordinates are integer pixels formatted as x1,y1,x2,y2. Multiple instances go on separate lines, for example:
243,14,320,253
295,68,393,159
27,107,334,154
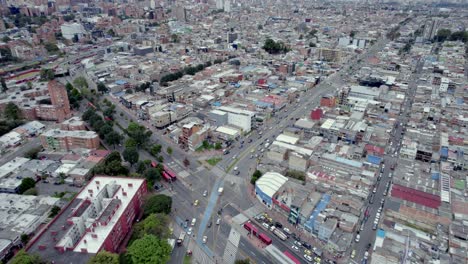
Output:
0,0,467,263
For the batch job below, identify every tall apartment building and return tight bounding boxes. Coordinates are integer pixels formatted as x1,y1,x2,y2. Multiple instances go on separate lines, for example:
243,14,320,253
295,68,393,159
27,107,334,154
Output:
35,81,71,122
27,176,147,264
319,48,342,63
40,129,100,151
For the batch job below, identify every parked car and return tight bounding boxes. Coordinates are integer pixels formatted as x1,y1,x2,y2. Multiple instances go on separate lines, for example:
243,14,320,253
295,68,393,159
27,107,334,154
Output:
302,242,312,250
291,245,299,252
304,254,313,262
202,236,207,244
216,218,221,225
274,222,283,228
203,190,208,197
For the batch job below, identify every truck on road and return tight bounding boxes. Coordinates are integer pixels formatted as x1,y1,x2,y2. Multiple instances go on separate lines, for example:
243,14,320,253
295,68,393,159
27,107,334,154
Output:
177,231,186,246
273,229,288,241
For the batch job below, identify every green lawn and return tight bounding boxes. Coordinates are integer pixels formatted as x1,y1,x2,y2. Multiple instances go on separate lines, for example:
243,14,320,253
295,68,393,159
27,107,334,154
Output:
183,255,191,264
206,157,222,166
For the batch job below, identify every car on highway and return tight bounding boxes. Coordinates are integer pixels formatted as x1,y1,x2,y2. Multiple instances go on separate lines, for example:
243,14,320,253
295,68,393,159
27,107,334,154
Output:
351,249,356,259
187,227,193,235
193,200,199,206
355,234,360,242
302,242,312,250
274,222,283,228
216,218,221,225
283,227,291,235
203,190,208,197
304,254,313,262
291,245,299,252
207,221,212,228
373,223,378,230
294,240,302,247
202,236,207,244
191,218,197,226
304,249,312,256
364,251,369,260
372,187,377,193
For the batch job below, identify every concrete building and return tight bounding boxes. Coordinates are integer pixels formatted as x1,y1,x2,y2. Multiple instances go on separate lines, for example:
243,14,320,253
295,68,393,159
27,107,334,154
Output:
27,176,147,264
313,214,337,241
60,117,86,131
208,109,228,127
60,23,87,40
319,48,342,63
216,106,255,133
133,46,154,56
40,129,100,151
0,194,59,262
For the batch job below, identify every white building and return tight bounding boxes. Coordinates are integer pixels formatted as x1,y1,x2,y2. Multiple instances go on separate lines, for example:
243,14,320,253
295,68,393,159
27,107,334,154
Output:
60,23,87,41
216,106,255,133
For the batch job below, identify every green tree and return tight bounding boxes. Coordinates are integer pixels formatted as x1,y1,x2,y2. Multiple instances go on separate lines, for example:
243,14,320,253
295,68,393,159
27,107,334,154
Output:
125,138,138,149
40,69,55,81
44,42,60,54
143,168,161,185
435,28,451,42
49,205,61,217
97,82,108,94
103,106,115,119
10,250,45,264
4,102,22,120
19,178,36,194
106,151,122,164
82,108,96,121
98,124,113,138
150,144,162,156
235,259,251,264
127,122,152,148
143,194,172,217
65,82,74,91
127,234,171,264
73,76,88,89
131,213,170,241
214,142,222,150
157,155,164,163
88,251,119,264
136,161,148,174
24,146,42,159
20,233,29,245
250,170,263,185
0,77,7,93
263,38,290,54
2,36,11,42
123,147,139,167
167,147,173,155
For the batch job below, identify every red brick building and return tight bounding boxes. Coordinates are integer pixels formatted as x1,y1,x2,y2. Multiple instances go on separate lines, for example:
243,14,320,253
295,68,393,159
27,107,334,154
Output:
27,176,147,264
320,95,336,108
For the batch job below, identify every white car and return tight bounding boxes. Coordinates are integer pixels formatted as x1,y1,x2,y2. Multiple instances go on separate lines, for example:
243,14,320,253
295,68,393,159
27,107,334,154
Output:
202,236,207,244
355,234,360,242
291,245,299,252
203,190,208,197
304,254,313,262
187,227,193,235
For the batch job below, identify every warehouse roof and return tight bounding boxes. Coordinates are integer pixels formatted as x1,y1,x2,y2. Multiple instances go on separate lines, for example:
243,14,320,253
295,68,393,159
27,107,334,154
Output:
255,172,288,198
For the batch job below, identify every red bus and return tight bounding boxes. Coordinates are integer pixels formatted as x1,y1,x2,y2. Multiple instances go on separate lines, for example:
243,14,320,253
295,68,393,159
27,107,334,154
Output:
163,165,177,181
151,161,158,168
243,222,258,236
283,251,300,264
258,233,272,245
162,172,172,182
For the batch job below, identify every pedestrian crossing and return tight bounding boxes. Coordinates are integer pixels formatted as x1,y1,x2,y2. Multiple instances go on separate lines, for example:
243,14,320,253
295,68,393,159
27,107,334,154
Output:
222,229,241,264
192,243,215,264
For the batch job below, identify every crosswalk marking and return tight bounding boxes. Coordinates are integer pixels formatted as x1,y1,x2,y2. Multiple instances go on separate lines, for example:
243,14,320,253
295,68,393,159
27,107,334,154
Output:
222,229,241,264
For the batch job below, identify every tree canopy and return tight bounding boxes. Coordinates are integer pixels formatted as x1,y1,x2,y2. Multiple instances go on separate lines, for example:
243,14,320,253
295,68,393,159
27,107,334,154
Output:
263,38,290,54
19,178,36,194
131,213,170,241
4,102,23,120
10,250,45,264
127,234,171,264
143,194,172,217
123,147,139,166
88,251,119,264
127,122,152,148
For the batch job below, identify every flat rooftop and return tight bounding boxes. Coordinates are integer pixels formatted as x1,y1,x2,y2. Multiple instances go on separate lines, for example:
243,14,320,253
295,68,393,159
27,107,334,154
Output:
28,176,146,263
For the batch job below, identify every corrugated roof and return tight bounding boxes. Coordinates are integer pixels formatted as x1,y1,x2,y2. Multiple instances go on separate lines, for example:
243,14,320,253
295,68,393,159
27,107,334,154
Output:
391,184,441,209
255,172,288,198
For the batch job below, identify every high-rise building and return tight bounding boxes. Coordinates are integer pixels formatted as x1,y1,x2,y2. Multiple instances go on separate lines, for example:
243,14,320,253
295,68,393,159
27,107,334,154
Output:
47,80,71,121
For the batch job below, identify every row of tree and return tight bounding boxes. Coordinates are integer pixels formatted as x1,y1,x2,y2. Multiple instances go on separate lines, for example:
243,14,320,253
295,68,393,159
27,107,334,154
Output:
434,29,468,43
159,59,225,86
82,108,122,149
